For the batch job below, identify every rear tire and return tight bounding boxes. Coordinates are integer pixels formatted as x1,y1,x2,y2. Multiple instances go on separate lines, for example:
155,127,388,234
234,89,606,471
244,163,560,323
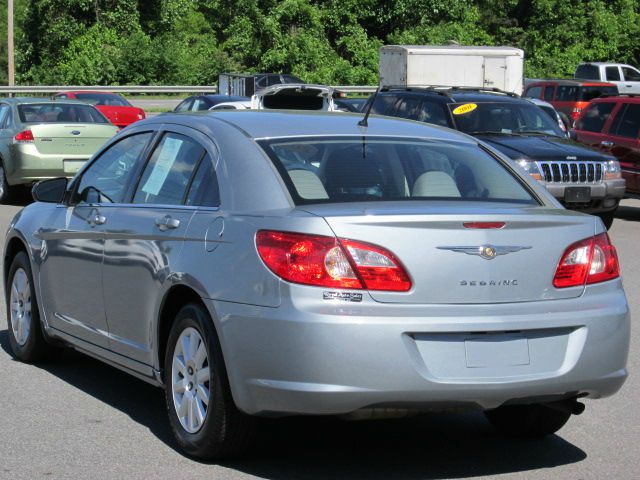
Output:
484,403,572,438
0,162,16,204
164,303,255,459
6,251,54,362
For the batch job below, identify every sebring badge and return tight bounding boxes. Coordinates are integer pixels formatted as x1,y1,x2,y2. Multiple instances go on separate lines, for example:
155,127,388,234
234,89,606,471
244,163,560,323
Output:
437,244,531,260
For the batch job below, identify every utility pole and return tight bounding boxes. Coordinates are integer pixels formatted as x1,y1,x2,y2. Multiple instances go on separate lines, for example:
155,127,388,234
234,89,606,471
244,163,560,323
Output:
8,0,15,86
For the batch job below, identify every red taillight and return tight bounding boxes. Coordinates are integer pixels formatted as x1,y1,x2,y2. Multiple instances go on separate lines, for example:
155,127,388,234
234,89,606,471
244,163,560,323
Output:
256,230,411,292
553,233,619,288
571,108,582,120
15,129,34,142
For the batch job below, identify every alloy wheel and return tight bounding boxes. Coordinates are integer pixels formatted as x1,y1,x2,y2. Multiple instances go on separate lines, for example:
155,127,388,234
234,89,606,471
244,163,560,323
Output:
10,268,32,346
171,327,211,433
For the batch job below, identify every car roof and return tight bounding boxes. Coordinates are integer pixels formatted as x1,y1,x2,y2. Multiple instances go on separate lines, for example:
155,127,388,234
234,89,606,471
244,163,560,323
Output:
58,90,123,95
1,97,91,105
527,79,616,87
378,87,527,104
152,110,476,143
578,62,634,67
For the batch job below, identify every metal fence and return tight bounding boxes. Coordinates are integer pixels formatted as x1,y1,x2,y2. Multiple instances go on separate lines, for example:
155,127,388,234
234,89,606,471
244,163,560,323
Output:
0,85,377,95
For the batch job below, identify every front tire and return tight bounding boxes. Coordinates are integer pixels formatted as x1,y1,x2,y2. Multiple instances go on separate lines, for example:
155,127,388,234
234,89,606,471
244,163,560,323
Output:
164,303,254,459
6,251,53,362
484,403,572,438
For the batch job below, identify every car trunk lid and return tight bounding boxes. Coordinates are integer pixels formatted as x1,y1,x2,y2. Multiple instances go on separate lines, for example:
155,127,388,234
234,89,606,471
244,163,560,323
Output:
301,202,595,304
29,124,118,155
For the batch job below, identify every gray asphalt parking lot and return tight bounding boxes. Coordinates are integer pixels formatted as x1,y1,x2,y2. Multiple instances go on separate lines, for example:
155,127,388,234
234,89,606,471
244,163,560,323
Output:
0,197,637,480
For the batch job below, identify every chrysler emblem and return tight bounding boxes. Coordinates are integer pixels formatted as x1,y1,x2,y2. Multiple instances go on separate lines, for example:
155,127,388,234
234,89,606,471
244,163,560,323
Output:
437,244,531,260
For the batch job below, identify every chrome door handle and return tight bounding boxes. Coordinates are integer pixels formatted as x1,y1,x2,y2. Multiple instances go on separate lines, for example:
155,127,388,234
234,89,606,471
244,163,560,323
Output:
155,216,180,231
600,140,614,148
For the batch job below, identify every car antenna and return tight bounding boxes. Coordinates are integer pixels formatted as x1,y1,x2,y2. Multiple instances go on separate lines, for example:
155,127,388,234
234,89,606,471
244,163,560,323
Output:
358,86,380,128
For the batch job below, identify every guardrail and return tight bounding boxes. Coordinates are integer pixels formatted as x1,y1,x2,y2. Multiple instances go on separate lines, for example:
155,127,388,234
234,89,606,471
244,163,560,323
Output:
0,85,378,95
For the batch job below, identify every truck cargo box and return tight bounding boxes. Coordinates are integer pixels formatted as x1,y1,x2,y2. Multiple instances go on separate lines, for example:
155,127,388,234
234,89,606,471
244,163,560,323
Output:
379,45,524,95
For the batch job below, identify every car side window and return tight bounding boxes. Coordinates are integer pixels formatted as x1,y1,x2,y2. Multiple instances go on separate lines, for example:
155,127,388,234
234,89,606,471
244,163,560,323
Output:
524,86,542,98
75,132,153,204
556,86,577,101
606,67,621,81
611,104,640,138
621,67,640,82
191,99,208,111
175,99,193,112
0,104,10,128
185,154,220,207
370,95,398,115
133,132,205,205
576,102,616,132
543,86,555,101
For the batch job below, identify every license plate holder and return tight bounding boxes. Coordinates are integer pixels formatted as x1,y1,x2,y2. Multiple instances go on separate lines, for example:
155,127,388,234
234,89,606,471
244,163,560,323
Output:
564,186,591,203
465,334,530,368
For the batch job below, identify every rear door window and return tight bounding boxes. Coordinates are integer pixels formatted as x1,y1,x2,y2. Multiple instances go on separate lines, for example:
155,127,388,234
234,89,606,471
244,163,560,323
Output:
185,154,220,207
606,67,621,81
556,86,578,101
576,102,616,132
575,65,600,80
543,86,555,101
133,133,206,205
610,104,640,138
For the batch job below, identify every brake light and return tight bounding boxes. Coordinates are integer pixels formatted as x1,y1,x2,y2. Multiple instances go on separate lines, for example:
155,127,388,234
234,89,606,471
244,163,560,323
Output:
571,108,582,120
14,129,34,142
256,230,411,291
553,233,619,288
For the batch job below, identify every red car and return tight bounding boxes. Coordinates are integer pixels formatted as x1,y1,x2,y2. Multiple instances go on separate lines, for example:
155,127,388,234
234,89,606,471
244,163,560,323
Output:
573,95,640,195
524,79,618,126
53,91,145,128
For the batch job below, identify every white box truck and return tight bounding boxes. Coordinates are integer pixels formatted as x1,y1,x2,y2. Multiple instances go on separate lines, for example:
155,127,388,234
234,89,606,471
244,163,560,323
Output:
379,45,524,95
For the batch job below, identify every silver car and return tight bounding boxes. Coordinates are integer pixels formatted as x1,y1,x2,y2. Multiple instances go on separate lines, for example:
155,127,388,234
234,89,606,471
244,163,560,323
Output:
4,111,629,459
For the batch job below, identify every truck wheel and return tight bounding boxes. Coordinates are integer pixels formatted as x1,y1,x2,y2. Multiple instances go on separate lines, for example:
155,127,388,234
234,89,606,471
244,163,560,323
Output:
598,212,615,230
485,404,571,437
164,303,255,459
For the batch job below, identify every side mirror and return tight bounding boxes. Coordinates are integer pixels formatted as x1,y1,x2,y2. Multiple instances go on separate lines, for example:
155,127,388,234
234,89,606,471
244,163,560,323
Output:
32,177,68,203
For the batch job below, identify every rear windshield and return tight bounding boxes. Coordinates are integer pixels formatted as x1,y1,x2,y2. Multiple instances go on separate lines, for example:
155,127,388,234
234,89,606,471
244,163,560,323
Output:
450,101,564,137
262,93,324,110
74,93,131,107
18,103,109,124
258,136,537,206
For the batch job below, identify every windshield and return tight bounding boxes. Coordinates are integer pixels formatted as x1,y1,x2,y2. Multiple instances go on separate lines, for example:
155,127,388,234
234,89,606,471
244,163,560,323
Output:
75,93,131,107
451,101,565,137
258,136,537,206
18,103,110,124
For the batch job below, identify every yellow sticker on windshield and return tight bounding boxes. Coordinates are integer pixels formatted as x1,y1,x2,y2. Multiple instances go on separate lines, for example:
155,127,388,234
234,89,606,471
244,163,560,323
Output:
452,103,477,115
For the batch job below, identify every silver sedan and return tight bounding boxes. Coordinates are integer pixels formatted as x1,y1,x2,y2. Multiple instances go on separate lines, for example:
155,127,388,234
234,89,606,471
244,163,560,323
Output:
3,110,629,459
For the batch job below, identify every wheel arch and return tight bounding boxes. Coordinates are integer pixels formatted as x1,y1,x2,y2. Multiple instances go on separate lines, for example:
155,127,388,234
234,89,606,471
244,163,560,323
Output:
156,284,209,381
4,234,29,294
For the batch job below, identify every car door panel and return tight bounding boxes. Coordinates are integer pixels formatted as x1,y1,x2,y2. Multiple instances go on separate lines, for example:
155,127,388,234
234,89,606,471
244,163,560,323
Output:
37,204,112,347
101,127,212,365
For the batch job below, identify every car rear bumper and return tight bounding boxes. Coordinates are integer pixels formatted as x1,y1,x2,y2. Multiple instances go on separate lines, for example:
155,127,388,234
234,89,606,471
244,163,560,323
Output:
208,279,630,416
5,147,90,185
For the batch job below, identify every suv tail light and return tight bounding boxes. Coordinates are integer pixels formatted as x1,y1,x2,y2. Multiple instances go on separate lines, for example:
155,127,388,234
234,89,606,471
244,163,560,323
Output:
256,230,411,291
14,129,34,142
553,232,619,288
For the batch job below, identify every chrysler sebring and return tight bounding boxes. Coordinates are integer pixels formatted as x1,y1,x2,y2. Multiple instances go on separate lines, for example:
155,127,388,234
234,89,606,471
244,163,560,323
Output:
4,110,629,459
